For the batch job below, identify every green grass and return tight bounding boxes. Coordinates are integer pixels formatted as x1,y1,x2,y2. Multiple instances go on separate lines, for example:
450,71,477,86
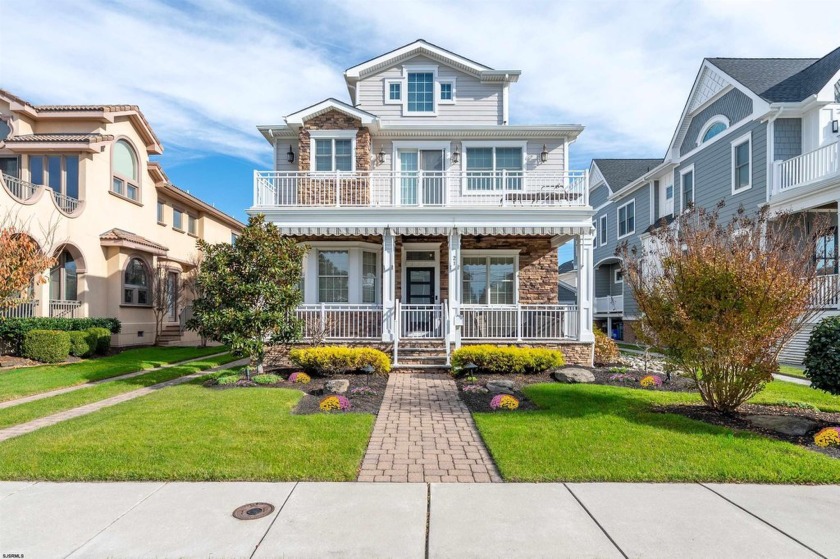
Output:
0,354,239,430
0,376,374,481
0,346,227,403
474,383,840,483
777,364,808,380
752,380,840,413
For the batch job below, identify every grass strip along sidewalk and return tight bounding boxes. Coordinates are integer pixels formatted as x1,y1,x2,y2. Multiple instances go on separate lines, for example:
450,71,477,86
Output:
0,376,374,482
0,346,227,403
0,353,239,430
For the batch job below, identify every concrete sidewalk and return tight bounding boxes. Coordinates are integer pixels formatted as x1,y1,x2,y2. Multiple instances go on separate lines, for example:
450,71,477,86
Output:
1,482,838,558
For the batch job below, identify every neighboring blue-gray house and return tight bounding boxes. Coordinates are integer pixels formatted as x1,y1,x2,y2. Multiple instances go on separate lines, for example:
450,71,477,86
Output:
590,46,840,360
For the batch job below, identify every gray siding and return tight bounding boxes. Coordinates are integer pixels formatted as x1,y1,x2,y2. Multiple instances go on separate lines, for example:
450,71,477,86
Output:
680,89,753,155
675,120,768,222
590,184,610,208
594,264,624,298
774,118,802,161
355,54,503,124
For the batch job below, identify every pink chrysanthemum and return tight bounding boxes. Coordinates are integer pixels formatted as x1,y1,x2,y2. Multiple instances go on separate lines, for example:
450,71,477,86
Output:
288,372,311,384
490,394,519,410
320,394,351,412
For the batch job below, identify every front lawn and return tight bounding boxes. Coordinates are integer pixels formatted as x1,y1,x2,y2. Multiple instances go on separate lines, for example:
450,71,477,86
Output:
753,380,840,413
0,345,227,402
474,383,840,483
777,364,808,380
0,354,239,429
0,376,374,481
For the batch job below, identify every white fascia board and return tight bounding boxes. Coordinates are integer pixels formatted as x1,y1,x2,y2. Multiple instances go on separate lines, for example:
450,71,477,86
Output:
256,125,296,144
479,70,521,83
344,40,492,80
285,99,378,127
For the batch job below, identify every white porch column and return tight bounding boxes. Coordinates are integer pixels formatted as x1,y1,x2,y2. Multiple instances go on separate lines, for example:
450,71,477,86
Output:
576,232,595,342
381,228,396,342
36,269,50,317
448,228,462,348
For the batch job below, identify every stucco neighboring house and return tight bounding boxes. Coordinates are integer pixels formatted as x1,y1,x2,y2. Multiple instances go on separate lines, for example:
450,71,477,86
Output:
590,46,840,360
248,40,596,366
0,89,244,347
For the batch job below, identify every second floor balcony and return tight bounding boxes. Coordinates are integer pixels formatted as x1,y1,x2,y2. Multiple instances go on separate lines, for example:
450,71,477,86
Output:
253,170,589,210
0,171,83,215
772,141,840,198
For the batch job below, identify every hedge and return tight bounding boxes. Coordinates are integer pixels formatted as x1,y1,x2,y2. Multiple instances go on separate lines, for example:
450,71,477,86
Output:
0,317,120,355
21,330,72,363
85,327,113,355
804,316,840,395
452,345,565,375
289,346,391,376
68,331,95,358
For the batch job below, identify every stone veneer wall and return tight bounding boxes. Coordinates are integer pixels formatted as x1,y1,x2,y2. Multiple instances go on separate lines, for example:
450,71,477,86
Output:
298,109,371,172
460,235,559,304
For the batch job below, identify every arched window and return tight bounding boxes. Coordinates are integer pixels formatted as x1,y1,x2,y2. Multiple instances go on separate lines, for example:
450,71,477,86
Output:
112,139,140,201
697,116,729,145
124,257,150,305
50,250,77,301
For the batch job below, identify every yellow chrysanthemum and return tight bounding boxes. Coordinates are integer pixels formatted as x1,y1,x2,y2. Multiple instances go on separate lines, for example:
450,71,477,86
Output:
814,427,840,448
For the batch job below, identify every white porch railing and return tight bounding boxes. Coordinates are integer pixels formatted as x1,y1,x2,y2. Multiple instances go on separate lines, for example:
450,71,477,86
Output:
51,190,81,214
399,303,444,339
2,299,39,318
49,300,81,318
296,303,383,339
0,172,40,202
811,274,840,308
253,170,589,208
773,142,840,194
461,304,578,340
594,295,624,314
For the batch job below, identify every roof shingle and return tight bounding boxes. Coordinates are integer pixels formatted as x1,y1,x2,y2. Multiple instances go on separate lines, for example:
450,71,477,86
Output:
100,228,168,252
593,159,663,192
5,133,114,143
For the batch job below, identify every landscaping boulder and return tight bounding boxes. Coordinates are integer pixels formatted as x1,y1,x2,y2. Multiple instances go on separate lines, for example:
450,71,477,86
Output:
486,379,516,394
745,415,818,436
551,367,595,384
324,379,350,394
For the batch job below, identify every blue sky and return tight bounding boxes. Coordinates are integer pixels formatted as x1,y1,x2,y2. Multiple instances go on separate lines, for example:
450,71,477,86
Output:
2,0,838,228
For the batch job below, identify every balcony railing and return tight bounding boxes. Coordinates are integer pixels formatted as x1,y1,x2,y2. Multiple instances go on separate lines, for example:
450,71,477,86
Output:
595,295,624,314
2,299,39,319
296,303,383,340
811,274,840,309
51,190,81,214
49,300,81,318
773,142,840,195
254,170,589,208
461,304,578,340
0,172,40,202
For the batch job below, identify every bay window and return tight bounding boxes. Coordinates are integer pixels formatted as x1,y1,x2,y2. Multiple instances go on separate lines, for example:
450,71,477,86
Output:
305,245,381,304
465,145,524,190
318,250,350,303
462,254,517,305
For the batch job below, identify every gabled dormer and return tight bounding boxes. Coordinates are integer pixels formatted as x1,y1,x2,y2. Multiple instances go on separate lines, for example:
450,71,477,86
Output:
344,39,520,125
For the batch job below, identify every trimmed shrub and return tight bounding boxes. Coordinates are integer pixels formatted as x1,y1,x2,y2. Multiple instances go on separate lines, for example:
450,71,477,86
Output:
85,327,112,355
594,328,619,365
289,346,391,376
452,345,565,375
0,317,120,355
67,330,95,358
252,373,282,385
804,316,840,395
21,330,71,363
216,374,241,386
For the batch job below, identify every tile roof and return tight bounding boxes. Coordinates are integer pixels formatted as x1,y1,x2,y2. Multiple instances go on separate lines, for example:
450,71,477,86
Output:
708,46,840,102
592,159,664,192
100,228,168,252
5,133,114,143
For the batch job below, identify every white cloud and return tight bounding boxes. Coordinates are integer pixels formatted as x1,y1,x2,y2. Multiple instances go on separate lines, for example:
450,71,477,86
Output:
2,0,837,174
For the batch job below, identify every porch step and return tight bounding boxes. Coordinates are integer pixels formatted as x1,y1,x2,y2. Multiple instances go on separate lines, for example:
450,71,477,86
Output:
395,341,449,367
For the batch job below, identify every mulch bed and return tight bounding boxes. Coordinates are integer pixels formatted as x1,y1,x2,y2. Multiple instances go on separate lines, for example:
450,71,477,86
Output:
590,368,697,393
658,403,840,459
454,371,552,413
204,367,388,415
0,354,82,369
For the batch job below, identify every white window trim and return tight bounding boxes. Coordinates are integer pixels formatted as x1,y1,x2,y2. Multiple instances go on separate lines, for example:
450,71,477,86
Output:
384,78,402,105
614,268,624,284
696,115,730,146
438,78,456,105
302,241,382,305
599,214,608,247
401,242,441,304
617,199,636,240
459,141,528,194
460,249,520,306
308,130,357,173
680,164,695,213
730,131,752,194
402,65,439,117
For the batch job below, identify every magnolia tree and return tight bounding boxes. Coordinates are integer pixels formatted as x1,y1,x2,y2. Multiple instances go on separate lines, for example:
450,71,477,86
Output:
619,204,831,413
188,215,305,376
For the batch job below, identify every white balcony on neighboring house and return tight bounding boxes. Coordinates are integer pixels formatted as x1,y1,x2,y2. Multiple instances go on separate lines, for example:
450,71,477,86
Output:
594,295,624,315
772,142,840,200
253,170,589,209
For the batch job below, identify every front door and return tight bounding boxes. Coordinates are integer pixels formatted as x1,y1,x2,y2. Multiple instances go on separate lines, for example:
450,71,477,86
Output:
404,267,437,336
166,271,179,322
407,267,435,305
399,149,444,205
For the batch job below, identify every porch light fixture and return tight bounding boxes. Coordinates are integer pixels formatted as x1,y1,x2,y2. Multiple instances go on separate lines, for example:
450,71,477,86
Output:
540,144,548,163
287,145,295,164
452,145,460,164
377,145,386,165
833,120,839,134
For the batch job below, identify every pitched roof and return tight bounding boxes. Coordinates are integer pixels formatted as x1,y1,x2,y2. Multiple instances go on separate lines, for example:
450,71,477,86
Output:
592,159,663,192
100,228,168,253
158,182,245,231
5,133,114,143
708,46,840,102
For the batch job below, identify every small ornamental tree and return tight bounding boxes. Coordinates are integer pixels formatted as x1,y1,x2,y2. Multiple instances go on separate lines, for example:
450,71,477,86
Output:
188,215,305,376
0,226,55,314
619,204,831,413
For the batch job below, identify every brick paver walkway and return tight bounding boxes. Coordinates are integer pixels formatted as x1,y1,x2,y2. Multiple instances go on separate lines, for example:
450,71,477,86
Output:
0,359,247,442
358,373,501,483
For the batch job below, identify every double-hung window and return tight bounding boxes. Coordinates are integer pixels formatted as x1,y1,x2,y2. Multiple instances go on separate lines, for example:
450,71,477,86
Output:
618,200,635,239
731,133,751,193
29,154,79,200
407,72,434,113
188,214,198,236
681,168,694,209
318,250,350,303
465,146,523,191
362,251,378,303
313,138,353,172
599,214,608,246
462,255,516,305
157,200,165,224
173,208,184,231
